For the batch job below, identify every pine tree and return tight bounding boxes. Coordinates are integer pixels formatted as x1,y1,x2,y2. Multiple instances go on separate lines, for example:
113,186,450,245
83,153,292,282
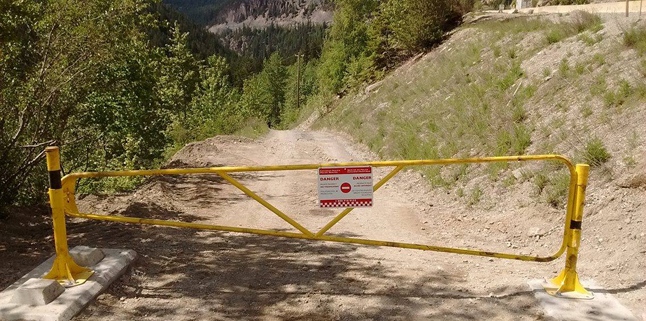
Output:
158,21,200,120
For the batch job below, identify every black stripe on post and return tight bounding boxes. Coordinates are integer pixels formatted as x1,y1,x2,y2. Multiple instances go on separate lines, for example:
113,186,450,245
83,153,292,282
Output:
570,220,582,230
48,170,62,189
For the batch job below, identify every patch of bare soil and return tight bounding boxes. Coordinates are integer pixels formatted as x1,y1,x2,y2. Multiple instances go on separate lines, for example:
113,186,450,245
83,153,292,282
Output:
1,129,644,320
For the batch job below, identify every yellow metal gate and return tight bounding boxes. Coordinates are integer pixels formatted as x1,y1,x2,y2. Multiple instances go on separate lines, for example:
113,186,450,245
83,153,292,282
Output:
42,146,593,299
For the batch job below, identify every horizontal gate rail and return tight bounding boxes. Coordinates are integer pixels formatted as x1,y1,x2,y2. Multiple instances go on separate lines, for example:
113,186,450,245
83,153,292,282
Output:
43,146,593,299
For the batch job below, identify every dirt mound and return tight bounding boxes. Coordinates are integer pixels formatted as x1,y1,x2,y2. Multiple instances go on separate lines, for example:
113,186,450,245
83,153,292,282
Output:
167,136,256,168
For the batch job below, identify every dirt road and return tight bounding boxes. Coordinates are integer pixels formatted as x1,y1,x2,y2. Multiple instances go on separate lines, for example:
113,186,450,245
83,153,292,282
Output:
58,129,641,320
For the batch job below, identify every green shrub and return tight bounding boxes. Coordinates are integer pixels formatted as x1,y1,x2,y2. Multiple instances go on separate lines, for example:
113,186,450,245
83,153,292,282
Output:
545,172,570,208
592,53,605,66
468,186,483,205
512,105,527,123
542,67,551,77
570,11,602,33
589,76,607,96
492,45,501,58
534,173,549,193
545,12,601,44
582,137,611,166
558,58,570,77
507,47,517,59
497,62,523,91
512,124,532,154
623,26,646,53
578,34,596,46
546,29,566,44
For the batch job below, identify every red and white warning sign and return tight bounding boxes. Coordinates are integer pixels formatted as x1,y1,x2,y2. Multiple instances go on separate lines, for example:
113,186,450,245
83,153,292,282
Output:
318,166,373,208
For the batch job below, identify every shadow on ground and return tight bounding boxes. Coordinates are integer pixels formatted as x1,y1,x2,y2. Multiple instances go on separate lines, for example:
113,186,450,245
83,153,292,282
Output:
2,173,644,320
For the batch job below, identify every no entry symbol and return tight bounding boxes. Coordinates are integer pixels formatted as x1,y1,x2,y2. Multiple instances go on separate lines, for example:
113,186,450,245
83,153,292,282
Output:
340,182,352,193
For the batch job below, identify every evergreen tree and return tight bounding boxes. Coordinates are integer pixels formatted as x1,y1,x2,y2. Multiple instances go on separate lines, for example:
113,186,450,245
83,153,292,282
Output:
158,22,200,120
240,52,287,127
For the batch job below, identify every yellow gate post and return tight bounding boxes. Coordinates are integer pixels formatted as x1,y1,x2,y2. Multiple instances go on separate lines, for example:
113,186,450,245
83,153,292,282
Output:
544,164,593,299
43,146,93,286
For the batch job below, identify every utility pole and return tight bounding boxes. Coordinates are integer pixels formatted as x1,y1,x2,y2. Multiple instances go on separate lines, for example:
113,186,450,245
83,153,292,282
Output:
626,0,630,17
295,54,303,110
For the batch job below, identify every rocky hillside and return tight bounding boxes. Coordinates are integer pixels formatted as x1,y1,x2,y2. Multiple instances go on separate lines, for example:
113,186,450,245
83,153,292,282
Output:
163,0,333,31
312,12,646,312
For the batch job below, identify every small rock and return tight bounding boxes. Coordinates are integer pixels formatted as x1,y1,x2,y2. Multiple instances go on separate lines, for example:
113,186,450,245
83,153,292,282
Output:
527,227,545,237
512,169,523,180
544,76,552,82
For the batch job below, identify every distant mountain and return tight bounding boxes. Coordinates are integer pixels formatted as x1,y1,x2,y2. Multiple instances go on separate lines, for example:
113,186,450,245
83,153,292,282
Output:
162,0,332,80
162,0,333,32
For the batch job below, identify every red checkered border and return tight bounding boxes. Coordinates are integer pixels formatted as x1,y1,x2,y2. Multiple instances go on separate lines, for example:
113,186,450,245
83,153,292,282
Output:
320,199,373,208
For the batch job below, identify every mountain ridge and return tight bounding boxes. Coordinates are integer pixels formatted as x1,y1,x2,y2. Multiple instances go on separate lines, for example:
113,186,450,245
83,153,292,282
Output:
163,0,333,32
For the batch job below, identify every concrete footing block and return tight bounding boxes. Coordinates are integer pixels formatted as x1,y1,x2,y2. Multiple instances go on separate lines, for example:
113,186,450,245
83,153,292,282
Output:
0,247,136,321
10,279,65,306
528,279,638,321
70,246,104,267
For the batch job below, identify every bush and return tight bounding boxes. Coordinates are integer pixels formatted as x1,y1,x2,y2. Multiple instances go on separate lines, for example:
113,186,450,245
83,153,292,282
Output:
623,26,646,53
582,137,611,166
546,29,566,44
545,12,601,44
545,172,570,208
372,0,463,54
570,11,602,33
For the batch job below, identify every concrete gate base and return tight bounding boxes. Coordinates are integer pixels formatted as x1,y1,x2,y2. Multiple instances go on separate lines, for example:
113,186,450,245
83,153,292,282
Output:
0,247,136,321
528,279,638,321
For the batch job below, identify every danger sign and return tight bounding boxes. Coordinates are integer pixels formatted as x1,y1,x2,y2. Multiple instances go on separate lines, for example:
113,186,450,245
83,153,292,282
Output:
318,166,373,208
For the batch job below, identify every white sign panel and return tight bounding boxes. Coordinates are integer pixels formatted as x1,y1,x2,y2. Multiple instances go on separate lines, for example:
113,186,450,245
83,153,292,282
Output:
318,166,373,208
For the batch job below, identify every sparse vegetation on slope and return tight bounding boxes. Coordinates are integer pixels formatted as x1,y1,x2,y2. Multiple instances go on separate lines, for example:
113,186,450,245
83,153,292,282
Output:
315,12,645,208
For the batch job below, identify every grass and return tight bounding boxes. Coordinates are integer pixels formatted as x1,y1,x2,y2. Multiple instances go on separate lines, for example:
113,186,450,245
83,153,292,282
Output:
582,137,611,166
545,11,602,45
468,186,483,206
558,58,570,77
542,67,551,77
623,25,646,54
574,62,586,75
492,44,501,58
578,33,596,46
592,53,605,66
624,156,637,168
603,79,633,107
589,75,607,96
534,173,549,194
546,29,566,44
507,47,518,59
544,172,570,208
315,14,634,209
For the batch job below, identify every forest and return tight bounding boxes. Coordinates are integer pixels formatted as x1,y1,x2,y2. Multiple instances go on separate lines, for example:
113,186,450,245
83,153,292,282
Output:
0,0,471,216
